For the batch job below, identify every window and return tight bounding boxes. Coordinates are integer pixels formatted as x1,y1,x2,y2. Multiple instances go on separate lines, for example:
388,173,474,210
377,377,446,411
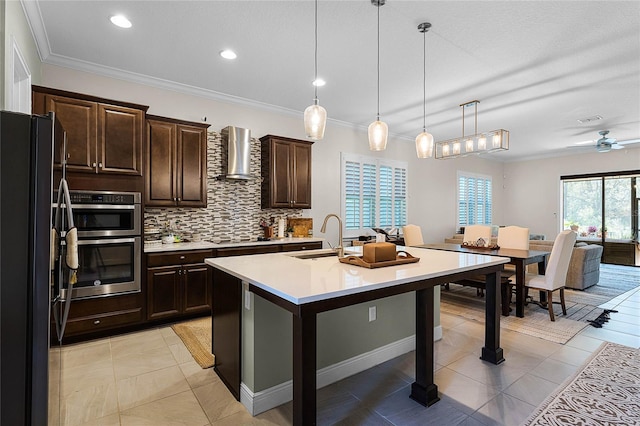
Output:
341,153,407,236
562,171,639,241
457,172,492,227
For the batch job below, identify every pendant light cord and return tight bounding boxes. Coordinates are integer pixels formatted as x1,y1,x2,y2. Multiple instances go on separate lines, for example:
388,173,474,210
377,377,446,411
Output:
376,3,380,121
422,27,426,132
314,0,318,102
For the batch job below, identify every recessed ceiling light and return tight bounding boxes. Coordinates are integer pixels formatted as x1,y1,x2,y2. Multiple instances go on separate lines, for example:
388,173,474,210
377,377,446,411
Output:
110,15,132,28
220,50,237,60
312,78,326,87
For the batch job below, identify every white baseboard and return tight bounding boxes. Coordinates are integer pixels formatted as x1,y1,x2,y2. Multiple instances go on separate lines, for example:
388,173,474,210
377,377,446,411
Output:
240,326,442,416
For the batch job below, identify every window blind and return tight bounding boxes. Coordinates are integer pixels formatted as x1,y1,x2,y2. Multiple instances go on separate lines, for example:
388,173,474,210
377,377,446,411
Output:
457,172,492,227
342,154,408,235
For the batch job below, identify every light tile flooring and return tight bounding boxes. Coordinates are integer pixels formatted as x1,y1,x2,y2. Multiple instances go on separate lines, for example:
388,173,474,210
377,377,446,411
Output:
54,286,640,426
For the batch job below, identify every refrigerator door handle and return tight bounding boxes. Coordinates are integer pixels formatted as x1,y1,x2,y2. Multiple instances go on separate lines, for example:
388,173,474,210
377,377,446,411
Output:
53,178,77,341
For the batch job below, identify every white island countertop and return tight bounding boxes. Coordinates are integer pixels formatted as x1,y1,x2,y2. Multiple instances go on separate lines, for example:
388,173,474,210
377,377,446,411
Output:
205,246,510,305
144,237,324,253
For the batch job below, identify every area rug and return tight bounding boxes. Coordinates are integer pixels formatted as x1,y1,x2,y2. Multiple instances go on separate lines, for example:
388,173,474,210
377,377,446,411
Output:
440,285,604,344
522,342,640,426
584,263,640,299
171,317,215,369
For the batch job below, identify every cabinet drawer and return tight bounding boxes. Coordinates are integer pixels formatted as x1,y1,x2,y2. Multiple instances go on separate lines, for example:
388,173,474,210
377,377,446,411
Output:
147,250,214,267
280,242,323,252
65,308,142,336
216,245,280,257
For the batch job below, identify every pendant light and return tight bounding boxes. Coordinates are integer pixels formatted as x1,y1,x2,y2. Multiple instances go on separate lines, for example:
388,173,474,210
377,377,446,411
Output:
368,0,388,151
303,0,327,140
415,22,434,158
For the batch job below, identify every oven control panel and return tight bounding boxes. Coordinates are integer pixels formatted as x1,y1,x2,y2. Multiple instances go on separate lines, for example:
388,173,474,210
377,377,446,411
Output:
65,191,141,205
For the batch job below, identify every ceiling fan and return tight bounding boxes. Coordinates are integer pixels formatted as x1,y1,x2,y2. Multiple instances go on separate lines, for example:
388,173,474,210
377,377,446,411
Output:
574,130,640,153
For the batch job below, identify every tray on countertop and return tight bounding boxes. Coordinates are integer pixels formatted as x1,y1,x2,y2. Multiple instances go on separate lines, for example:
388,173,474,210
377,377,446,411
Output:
338,251,419,269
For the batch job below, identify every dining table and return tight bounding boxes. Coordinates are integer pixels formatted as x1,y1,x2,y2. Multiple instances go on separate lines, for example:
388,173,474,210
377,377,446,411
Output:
417,243,550,317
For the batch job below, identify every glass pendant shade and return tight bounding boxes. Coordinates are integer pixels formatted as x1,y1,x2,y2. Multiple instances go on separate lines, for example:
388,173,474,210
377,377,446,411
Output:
304,101,327,140
368,120,388,151
415,131,434,158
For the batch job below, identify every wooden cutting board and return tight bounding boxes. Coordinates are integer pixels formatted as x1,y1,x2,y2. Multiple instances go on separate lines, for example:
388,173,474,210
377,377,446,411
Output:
287,218,313,237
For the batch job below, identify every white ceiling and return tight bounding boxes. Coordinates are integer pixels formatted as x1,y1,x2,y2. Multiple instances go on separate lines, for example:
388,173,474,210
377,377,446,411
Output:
23,0,640,161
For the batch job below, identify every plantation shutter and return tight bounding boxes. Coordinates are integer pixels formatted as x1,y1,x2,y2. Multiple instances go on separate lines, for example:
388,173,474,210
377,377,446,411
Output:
341,153,408,235
458,173,492,227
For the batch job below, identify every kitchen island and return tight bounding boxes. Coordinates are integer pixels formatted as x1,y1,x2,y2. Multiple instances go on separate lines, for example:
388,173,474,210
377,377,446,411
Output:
206,246,509,425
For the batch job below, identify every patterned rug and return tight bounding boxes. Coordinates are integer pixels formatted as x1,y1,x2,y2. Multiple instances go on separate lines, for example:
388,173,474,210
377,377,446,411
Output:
584,263,640,299
523,342,640,425
171,317,214,369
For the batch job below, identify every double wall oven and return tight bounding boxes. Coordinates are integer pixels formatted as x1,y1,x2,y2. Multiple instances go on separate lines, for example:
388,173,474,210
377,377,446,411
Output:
54,190,142,299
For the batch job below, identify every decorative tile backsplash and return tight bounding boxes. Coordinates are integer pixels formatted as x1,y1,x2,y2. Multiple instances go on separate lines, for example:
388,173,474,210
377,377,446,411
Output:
144,131,301,242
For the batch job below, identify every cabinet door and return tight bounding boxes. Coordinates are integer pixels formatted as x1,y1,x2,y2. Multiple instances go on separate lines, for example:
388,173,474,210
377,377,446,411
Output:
182,263,211,314
147,266,181,320
45,95,97,173
291,142,312,208
146,120,177,206
271,139,294,207
98,104,143,175
177,125,207,207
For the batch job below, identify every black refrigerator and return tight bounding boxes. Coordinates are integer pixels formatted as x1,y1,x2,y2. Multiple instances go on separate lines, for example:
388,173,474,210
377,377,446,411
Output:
0,110,54,425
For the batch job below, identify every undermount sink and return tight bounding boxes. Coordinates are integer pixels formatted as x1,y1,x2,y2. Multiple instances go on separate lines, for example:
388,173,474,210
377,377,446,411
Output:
289,249,358,260
290,251,339,260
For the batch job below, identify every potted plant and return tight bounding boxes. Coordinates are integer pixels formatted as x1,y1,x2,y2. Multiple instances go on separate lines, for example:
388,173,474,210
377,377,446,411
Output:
567,221,579,231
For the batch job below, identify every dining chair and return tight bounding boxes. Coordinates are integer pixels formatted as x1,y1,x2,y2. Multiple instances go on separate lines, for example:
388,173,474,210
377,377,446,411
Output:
402,224,424,246
510,230,577,321
497,226,530,250
463,225,492,246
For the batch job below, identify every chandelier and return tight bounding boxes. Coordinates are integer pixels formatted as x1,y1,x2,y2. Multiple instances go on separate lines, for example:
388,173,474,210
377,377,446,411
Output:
303,0,327,140
434,100,509,159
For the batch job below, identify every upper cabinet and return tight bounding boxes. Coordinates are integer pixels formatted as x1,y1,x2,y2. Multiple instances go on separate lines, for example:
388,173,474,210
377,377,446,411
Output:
260,135,313,209
146,115,210,207
32,86,147,176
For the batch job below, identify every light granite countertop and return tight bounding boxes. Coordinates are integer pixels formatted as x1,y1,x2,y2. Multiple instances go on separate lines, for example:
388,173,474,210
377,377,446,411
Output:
205,246,510,305
144,237,325,253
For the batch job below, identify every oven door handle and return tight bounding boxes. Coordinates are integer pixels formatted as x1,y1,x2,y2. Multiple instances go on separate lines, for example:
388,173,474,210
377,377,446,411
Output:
76,237,137,245
69,204,137,210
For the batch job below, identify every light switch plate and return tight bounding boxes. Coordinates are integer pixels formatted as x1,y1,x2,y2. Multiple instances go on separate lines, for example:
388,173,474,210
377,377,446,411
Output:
368,306,376,322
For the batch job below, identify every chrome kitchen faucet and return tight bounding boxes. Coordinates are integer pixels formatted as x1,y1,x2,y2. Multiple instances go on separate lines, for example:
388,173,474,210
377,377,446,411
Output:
320,214,344,257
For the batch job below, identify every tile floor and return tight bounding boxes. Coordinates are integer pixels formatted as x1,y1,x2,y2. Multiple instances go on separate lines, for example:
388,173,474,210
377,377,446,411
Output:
53,286,640,425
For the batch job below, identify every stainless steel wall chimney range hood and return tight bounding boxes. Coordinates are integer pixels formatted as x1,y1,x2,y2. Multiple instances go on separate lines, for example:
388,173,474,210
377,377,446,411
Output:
219,126,252,180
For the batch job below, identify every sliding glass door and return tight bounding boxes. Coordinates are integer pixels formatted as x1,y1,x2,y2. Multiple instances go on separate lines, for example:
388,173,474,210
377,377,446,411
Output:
562,171,639,266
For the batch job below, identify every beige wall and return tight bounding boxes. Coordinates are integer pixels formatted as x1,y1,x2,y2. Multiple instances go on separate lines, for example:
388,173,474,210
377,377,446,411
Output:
40,63,506,245
503,148,640,240
3,0,42,110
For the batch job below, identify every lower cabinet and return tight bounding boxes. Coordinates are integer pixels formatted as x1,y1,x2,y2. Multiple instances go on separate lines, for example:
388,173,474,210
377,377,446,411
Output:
146,250,213,321
59,292,144,341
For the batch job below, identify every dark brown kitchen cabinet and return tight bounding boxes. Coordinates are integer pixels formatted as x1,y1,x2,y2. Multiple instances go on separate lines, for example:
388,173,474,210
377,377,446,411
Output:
32,86,146,176
146,115,210,207
57,293,144,342
146,250,212,321
260,135,313,209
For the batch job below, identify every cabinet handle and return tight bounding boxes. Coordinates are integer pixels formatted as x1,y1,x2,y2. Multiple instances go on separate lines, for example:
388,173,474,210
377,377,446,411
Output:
93,320,101,325
179,269,182,275
92,162,97,167
67,153,71,159
180,255,185,259
98,162,103,168
177,198,181,202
